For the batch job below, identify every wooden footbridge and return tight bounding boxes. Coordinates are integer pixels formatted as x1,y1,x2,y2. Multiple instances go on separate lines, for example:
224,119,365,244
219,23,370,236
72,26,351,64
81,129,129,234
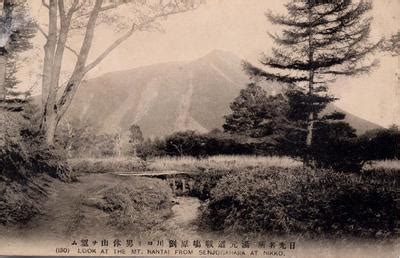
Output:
115,170,198,195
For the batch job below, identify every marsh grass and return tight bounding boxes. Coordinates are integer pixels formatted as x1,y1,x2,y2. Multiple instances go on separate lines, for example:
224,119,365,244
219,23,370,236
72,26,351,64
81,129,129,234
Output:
147,155,303,172
68,157,146,173
364,159,400,171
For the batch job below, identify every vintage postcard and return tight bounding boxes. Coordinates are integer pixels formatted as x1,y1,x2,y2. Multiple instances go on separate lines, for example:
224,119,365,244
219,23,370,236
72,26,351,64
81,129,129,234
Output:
0,0,399,257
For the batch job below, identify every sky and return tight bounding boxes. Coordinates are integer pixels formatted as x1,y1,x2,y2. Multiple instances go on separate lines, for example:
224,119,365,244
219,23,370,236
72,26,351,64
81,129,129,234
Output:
22,0,400,127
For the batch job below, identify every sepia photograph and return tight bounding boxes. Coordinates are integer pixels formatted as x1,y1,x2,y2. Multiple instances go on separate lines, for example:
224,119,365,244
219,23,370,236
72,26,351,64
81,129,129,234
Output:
0,0,399,257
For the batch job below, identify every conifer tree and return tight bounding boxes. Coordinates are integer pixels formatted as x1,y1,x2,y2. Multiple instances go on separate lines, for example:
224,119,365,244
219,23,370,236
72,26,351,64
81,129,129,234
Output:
0,0,36,101
223,83,289,139
244,0,381,151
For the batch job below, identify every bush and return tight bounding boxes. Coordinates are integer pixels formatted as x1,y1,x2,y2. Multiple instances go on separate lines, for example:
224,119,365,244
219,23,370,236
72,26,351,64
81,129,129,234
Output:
0,110,72,225
306,122,363,172
201,167,399,238
307,125,400,172
93,177,173,231
189,169,229,201
137,138,167,160
358,127,400,161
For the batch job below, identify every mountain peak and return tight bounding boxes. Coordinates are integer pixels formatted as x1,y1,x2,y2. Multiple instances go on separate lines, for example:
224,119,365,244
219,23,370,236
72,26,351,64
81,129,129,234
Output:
201,49,242,63
206,49,236,56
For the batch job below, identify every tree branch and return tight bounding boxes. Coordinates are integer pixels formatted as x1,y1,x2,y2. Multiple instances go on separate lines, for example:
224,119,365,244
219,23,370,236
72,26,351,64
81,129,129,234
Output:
37,24,48,39
56,0,104,119
83,24,136,74
84,5,195,74
99,2,127,12
42,0,49,9
38,23,78,57
66,45,79,57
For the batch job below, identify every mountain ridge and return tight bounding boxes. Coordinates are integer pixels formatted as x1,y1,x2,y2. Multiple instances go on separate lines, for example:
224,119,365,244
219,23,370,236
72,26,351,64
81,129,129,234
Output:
64,50,382,137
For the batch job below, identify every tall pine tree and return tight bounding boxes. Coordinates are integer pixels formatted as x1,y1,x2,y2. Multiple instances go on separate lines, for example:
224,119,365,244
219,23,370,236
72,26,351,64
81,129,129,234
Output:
244,0,381,151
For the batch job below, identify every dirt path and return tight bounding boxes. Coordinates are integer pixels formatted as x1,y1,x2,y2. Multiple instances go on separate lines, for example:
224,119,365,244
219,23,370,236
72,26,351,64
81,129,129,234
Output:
1,174,127,241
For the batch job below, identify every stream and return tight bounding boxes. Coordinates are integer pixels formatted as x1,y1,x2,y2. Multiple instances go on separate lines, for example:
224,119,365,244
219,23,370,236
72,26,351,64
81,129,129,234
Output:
117,172,206,238
166,196,203,239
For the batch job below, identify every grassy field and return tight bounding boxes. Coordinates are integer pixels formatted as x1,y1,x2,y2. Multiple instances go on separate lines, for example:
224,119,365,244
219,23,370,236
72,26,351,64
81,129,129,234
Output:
68,156,146,173
364,159,400,171
69,155,400,174
146,155,303,172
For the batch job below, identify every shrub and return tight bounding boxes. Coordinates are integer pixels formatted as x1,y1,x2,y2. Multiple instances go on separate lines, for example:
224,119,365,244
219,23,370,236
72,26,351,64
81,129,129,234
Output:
358,127,400,161
308,125,400,172
93,177,173,231
307,121,363,172
137,138,167,160
189,169,229,201
0,110,72,225
201,167,399,238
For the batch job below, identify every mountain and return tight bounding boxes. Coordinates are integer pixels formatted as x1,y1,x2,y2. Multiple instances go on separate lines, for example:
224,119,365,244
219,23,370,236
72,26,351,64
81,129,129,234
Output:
66,49,381,137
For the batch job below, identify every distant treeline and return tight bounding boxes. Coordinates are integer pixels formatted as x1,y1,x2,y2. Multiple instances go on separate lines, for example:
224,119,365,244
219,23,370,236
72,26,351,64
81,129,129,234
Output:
136,126,400,172
54,115,400,173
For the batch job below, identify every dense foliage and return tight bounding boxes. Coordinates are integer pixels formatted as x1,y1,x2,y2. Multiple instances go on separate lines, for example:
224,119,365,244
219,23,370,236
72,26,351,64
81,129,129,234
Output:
136,130,279,159
219,82,400,171
201,167,399,238
223,83,289,138
0,110,72,225
135,125,400,172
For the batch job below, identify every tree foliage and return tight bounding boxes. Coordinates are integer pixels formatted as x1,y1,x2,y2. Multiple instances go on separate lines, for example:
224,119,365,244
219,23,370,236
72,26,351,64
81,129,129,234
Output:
382,31,400,56
244,0,381,148
128,124,143,156
223,83,289,139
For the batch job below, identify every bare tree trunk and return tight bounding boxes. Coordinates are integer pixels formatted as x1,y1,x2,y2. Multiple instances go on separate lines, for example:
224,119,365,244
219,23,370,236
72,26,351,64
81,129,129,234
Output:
44,112,58,145
304,4,316,167
65,119,73,158
305,64,315,147
306,113,315,146
41,0,58,145
42,0,103,146
133,145,137,157
0,54,6,100
306,4,315,148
